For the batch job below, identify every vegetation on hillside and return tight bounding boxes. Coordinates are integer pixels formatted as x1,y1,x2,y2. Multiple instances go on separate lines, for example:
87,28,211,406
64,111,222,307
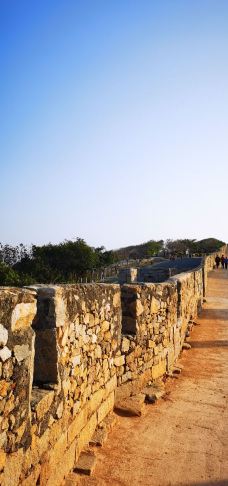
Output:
114,237,225,261
0,239,115,286
0,237,225,286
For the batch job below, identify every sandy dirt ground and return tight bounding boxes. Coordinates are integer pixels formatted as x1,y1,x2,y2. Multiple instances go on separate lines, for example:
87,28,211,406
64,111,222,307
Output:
78,269,228,486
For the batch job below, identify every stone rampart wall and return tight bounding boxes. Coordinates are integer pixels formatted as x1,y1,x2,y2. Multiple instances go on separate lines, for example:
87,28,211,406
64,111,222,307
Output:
0,247,226,485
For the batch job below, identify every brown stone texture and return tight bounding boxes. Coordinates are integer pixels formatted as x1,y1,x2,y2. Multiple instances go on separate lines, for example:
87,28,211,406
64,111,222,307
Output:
0,247,226,485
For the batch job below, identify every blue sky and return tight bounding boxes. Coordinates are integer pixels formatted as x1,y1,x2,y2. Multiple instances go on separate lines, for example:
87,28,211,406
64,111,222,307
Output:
1,0,228,249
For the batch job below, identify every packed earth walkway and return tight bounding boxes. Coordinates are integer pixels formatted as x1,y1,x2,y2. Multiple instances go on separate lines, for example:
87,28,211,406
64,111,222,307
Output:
78,269,228,486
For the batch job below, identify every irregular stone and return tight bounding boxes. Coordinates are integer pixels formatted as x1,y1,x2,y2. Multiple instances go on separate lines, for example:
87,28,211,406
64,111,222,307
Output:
121,337,130,353
56,401,63,419
89,427,108,447
72,355,81,366
182,342,191,350
74,451,96,476
14,344,30,363
31,389,54,421
136,300,144,316
3,448,24,486
0,449,6,472
98,412,117,431
0,325,8,348
97,392,114,424
172,366,182,374
143,380,165,401
11,302,36,331
150,297,160,313
115,394,145,417
114,355,125,367
0,347,11,362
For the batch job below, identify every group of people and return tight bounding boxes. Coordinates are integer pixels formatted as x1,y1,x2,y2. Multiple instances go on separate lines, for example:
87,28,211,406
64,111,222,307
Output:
215,254,228,269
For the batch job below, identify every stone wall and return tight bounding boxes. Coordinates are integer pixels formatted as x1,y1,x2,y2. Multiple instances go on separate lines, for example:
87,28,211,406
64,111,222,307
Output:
0,247,226,486
0,284,121,486
115,267,203,400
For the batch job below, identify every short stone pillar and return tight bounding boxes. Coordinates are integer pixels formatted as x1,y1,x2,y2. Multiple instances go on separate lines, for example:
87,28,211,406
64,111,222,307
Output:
118,268,138,284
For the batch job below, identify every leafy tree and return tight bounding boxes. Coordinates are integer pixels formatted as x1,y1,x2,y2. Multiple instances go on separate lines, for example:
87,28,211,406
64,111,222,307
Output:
165,239,197,256
15,238,100,283
95,247,116,266
146,240,164,257
195,238,225,254
0,262,20,286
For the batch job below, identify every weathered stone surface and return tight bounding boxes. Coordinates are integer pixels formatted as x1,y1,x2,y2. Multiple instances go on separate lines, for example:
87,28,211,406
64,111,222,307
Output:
74,450,96,476
14,344,30,363
31,389,54,421
144,382,166,403
89,427,108,447
2,449,24,486
115,394,145,417
182,342,191,350
97,392,115,424
20,464,41,486
0,346,11,362
11,302,36,331
76,413,97,457
0,324,8,348
0,247,224,486
99,412,118,431
67,407,88,444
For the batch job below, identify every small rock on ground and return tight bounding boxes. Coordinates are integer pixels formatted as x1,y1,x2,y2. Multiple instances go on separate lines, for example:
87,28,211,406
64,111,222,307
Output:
74,451,96,476
115,394,145,416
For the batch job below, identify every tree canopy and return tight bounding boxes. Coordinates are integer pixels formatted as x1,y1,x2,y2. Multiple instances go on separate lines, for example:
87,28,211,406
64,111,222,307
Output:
0,236,225,286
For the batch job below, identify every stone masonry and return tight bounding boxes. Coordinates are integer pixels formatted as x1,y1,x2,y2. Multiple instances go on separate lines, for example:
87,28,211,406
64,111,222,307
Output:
0,246,226,486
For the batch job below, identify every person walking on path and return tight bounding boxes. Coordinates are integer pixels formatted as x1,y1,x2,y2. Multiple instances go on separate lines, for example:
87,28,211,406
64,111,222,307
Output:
221,255,225,269
215,255,221,268
224,256,228,270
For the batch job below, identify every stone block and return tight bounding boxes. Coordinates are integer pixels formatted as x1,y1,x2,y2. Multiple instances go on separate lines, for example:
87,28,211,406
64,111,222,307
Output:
44,441,76,486
114,355,125,367
104,375,117,397
14,344,31,363
151,360,167,380
136,300,144,316
48,430,68,470
99,412,118,431
2,448,24,486
97,392,114,424
88,388,105,416
0,449,6,472
20,464,41,486
0,325,8,348
0,347,11,362
76,413,97,458
115,394,145,417
32,389,54,421
74,450,96,476
23,428,50,471
68,407,88,445
89,427,108,447
150,297,160,314
11,302,36,331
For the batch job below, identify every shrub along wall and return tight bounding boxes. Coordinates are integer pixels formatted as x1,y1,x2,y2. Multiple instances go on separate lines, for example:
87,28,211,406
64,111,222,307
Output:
0,247,226,486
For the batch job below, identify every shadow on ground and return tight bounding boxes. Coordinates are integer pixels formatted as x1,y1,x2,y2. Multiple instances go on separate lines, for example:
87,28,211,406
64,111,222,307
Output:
190,340,228,348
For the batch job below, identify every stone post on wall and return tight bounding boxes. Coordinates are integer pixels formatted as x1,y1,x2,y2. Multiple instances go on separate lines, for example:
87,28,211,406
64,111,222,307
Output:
118,268,138,284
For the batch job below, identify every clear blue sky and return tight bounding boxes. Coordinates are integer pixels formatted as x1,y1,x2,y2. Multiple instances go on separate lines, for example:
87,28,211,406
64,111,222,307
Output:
1,0,228,249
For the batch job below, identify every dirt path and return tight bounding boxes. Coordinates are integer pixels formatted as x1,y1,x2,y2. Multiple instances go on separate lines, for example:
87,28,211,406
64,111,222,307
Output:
77,270,228,486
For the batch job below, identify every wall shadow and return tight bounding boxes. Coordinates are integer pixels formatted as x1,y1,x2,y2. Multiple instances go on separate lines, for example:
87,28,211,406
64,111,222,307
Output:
185,481,228,486
200,309,228,320
190,340,228,348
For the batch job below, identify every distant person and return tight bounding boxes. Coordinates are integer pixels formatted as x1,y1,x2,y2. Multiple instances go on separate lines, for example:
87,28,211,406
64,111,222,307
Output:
221,255,225,269
215,255,221,269
225,256,228,270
